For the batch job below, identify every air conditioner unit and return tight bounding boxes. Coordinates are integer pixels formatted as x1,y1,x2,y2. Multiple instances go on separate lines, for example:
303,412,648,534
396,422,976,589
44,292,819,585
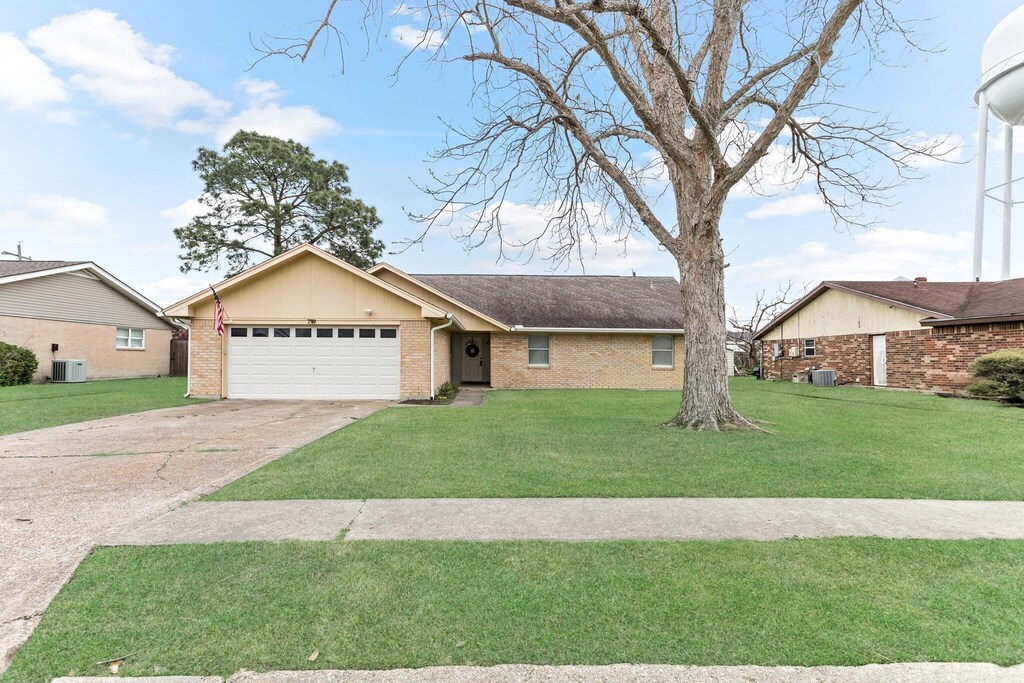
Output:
51,359,87,383
811,369,837,387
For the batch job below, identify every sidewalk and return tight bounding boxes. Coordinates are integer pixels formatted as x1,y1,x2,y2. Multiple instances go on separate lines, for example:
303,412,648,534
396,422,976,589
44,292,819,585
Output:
113,497,1024,545
53,662,1024,682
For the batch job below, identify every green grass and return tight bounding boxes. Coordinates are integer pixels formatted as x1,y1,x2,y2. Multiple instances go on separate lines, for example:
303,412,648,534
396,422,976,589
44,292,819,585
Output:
209,378,1024,501
5,538,1023,681
0,377,204,435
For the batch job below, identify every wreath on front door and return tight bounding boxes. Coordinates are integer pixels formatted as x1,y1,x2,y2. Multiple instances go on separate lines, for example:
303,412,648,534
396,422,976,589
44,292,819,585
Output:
465,342,480,358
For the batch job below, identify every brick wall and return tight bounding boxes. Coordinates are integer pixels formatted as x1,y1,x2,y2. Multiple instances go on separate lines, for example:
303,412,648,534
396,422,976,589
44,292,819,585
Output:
399,320,431,399
490,332,685,390
887,323,1024,393
760,334,872,385
188,318,223,398
433,327,451,391
0,315,172,382
760,322,1024,393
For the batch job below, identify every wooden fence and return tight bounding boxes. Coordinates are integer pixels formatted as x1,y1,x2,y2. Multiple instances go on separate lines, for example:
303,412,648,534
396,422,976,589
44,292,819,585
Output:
169,339,188,377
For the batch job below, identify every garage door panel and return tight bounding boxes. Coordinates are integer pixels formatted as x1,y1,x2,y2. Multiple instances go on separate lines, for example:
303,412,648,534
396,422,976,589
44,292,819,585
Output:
227,326,400,400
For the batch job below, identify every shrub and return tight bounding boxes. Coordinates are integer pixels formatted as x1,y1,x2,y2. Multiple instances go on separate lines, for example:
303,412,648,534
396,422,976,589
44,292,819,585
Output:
435,380,461,404
0,342,38,387
967,349,1024,402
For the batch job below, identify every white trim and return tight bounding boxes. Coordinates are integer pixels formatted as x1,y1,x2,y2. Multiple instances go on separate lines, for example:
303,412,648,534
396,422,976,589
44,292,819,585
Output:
430,314,458,399
513,325,685,334
165,244,447,319
651,334,674,368
115,326,146,350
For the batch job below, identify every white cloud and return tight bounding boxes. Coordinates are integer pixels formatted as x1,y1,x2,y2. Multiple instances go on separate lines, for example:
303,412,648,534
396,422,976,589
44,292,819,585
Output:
731,228,974,288
42,110,77,125
137,274,205,306
459,200,672,274
215,103,339,145
390,3,424,19
27,9,228,127
902,132,964,169
0,195,115,245
236,77,281,105
390,24,445,50
746,193,827,220
0,32,67,110
160,197,208,224
211,77,339,145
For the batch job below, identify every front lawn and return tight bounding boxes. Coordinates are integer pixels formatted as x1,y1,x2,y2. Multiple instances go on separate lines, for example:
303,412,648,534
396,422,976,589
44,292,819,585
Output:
0,377,202,435
5,538,1023,681
209,379,1024,501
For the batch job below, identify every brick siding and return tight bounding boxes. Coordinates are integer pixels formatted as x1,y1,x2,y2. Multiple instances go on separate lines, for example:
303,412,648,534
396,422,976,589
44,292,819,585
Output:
0,315,171,382
188,318,223,398
760,322,1024,393
760,334,872,385
490,332,684,390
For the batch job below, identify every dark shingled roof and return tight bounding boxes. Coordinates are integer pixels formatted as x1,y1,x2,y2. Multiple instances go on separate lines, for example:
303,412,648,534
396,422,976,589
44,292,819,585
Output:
829,278,1024,321
756,277,1024,338
413,274,684,329
0,260,82,278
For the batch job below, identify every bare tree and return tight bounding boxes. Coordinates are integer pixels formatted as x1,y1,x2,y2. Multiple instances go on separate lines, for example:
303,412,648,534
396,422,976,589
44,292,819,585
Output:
728,281,801,371
258,0,947,430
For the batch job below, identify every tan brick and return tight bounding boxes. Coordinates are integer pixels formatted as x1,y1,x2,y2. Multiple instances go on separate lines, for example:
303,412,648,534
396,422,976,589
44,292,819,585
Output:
0,315,171,382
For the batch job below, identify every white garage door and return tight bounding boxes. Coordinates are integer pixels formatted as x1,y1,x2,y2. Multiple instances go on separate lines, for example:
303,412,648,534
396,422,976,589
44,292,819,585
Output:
227,326,400,400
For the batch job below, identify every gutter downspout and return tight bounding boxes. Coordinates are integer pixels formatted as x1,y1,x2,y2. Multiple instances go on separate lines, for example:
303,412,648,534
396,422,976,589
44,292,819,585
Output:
429,314,456,399
183,321,192,397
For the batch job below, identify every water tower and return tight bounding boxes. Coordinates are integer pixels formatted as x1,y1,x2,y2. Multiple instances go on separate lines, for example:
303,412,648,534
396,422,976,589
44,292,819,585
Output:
974,5,1024,281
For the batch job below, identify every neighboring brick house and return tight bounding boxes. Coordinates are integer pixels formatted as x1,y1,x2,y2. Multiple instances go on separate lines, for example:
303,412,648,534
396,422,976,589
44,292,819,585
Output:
753,277,1024,393
163,243,686,400
0,260,177,381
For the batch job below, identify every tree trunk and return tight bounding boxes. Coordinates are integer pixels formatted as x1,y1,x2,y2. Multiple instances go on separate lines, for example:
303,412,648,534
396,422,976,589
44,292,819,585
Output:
670,227,758,431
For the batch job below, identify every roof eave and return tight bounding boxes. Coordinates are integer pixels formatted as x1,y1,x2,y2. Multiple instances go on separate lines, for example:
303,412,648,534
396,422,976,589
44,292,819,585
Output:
511,325,684,334
921,313,1024,327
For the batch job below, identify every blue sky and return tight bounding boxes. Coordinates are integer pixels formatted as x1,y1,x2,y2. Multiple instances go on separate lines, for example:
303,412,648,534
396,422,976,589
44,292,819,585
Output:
0,1,1021,313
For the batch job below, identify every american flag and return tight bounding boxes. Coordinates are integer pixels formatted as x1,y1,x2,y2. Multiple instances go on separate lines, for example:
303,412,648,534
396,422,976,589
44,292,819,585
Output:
210,286,225,336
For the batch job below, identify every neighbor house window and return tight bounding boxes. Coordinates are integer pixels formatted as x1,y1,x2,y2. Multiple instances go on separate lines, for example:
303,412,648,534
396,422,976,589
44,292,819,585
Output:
652,335,674,367
115,327,144,349
804,339,816,357
527,334,549,366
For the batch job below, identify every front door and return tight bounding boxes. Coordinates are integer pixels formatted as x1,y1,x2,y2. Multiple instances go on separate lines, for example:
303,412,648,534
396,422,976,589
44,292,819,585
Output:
872,334,887,387
461,335,484,382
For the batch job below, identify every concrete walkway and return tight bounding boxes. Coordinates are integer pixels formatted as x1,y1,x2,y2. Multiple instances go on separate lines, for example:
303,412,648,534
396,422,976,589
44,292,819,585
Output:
51,662,1024,682
113,497,1024,545
0,400,389,672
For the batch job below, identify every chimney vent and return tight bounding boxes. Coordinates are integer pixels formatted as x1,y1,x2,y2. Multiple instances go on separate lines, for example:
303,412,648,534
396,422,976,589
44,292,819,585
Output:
913,276,928,286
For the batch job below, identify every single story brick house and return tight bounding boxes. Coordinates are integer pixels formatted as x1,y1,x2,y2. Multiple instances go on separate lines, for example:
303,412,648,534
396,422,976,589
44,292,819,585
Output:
754,277,1024,392
0,259,176,381
163,243,686,400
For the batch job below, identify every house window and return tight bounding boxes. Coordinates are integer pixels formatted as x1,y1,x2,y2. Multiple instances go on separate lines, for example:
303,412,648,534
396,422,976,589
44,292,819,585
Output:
230,327,247,337
804,339,816,357
115,327,144,349
380,328,397,339
527,334,549,366
652,335,674,367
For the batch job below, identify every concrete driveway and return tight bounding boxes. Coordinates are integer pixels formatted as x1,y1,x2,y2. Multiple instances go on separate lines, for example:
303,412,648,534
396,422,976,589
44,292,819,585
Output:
0,398,389,671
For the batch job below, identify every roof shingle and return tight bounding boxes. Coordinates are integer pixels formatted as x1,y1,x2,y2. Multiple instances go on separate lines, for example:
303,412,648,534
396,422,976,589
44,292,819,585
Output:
828,278,1024,320
413,274,684,329
0,260,82,278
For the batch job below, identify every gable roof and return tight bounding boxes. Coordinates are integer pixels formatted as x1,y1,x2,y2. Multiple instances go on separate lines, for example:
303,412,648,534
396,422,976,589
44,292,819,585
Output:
0,259,169,322
0,260,85,278
753,277,1024,339
368,263,512,331
413,274,685,330
163,244,447,319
